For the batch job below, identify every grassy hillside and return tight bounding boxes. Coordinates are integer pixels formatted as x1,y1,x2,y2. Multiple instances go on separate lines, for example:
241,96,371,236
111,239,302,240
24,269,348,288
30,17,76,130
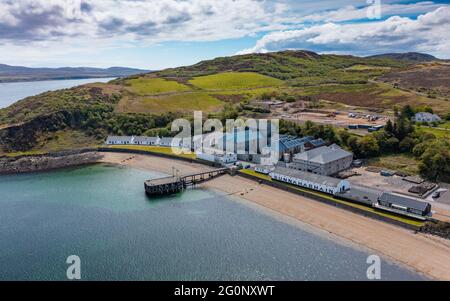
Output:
377,63,450,99
117,92,224,114
188,72,283,90
1,49,449,156
158,50,407,82
125,76,191,95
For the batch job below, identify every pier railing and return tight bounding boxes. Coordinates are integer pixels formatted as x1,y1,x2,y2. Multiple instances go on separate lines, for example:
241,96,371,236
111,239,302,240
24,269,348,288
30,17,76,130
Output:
145,168,228,196
180,168,228,187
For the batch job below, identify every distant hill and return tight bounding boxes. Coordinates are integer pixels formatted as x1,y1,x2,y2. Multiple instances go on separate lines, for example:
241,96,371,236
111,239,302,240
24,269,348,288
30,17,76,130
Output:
0,64,150,82
367,52,439,62
157,49,408,81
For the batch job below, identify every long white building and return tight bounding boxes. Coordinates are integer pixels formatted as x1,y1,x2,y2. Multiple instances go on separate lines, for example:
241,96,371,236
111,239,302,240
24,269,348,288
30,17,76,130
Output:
270,166,350,195
106,136,160,146
196,151,237,165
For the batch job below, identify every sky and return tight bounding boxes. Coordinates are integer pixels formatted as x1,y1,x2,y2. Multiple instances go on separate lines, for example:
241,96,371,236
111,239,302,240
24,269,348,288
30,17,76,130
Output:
0,0,449,69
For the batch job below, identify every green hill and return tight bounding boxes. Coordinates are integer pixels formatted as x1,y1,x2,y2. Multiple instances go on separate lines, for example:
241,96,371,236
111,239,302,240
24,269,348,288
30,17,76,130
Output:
1,50,449,155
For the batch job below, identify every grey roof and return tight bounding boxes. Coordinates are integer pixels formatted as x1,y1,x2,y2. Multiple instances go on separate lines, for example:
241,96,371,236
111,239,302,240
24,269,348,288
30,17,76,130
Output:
279,135,312,151
106,136,133,142
308,138,326,147
255,165,275,170
272,166,344,187
294,144,352,164
415,112,441,119
133,136,158,143
342,185,383,204
379,192,430,211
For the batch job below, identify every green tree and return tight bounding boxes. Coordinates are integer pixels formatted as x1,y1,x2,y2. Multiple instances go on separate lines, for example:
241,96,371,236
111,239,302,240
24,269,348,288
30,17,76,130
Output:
358,136,380,158
399,136,416,153
385,119,394,134
385,137,400,152
338,129,351,146
394,117,414,140
400,105,415,120
347,136,360,156
418,140,450,182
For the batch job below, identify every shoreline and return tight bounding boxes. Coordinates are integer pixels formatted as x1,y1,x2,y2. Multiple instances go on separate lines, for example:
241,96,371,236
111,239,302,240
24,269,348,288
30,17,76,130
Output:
99,152,450,280
0,76,118,84
0,149,102,175
216,188,428,279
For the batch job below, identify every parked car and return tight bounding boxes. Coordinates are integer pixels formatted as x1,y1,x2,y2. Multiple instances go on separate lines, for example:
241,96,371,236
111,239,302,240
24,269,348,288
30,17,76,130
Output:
432,191,441,199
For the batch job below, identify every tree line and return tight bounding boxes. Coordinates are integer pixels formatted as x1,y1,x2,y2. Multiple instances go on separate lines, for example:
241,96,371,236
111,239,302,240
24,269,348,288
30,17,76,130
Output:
279,105,449,182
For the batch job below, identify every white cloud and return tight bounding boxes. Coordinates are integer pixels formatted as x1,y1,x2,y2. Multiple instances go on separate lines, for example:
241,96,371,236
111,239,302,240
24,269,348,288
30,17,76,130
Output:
296,1,445,22
1,0,449,67
0,0,289,43
237,6,450,58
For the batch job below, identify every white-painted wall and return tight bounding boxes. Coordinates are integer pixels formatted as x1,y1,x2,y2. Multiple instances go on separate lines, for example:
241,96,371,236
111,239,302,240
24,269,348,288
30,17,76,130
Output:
270,171,350,195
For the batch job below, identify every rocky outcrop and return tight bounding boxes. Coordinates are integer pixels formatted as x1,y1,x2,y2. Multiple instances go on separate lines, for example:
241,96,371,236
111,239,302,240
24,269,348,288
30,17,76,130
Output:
0,111,84,152
0,149,103,174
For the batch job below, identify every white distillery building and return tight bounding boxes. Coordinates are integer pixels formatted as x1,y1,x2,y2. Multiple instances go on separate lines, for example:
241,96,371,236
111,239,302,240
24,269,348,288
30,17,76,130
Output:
290,144,353,176
160,137,181,147
413,112,441,123
254,165,275,175
196,150,237,165
106,136,135,145
133,136,160,145
106,136,160,146
270,166,350,195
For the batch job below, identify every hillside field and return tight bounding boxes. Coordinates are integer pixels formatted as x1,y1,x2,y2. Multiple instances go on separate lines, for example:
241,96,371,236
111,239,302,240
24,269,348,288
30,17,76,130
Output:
117,92,224,114
1,50,449,160
125,77,191,95
188,72,284,90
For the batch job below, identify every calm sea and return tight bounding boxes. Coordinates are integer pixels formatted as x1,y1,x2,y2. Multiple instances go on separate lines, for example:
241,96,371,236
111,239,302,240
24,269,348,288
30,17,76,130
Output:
0,164,425,280
0,78,116,109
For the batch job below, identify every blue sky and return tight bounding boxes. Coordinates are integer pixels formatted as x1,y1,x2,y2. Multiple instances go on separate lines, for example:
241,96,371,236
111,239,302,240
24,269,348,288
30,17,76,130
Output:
0,0,449,69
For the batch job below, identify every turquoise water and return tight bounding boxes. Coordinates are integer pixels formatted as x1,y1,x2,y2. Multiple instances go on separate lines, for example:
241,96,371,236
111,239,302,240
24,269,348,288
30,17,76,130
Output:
0,164,425,280
0,78,115,108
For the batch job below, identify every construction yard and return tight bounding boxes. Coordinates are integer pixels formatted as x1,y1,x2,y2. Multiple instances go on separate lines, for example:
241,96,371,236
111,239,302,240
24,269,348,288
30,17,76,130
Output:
272,110,388,129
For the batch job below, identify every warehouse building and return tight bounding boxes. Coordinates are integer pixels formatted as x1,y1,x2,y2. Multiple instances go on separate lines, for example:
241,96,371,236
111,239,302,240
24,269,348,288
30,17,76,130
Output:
196,149,237,165
133,136,160,145
375,192,431,218
340,185,383,205
290,144,353,176
106,136,135,145
304,138,326,150
106,136,160,146
413,112,441,123
254,165,275,175
279,135,313,159
270,166,350,195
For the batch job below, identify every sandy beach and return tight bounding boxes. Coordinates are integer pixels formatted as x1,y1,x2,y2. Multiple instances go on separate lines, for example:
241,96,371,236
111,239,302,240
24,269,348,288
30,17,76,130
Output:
100,152,450,280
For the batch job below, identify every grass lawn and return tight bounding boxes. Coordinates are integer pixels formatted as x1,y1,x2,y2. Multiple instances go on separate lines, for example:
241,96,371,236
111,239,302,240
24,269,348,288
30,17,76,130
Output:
345,65,391,71
416,125,450,140
239,169,423,227
120,92,224,114
1,130,102,157
189,72,284,90
126,77,191,95
1,150,48,157
366,154,420,175
32,130,103,153
106,145,196,159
